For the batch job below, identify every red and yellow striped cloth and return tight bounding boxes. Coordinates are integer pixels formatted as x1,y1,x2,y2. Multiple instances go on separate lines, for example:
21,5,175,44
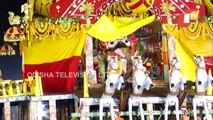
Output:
23,29,86,93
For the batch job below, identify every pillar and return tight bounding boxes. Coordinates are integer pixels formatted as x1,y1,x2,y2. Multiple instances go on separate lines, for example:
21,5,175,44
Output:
162,34,169,83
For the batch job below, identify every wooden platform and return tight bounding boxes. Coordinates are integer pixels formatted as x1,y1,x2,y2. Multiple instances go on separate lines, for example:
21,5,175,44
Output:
69,79,212,110
71,80,181,98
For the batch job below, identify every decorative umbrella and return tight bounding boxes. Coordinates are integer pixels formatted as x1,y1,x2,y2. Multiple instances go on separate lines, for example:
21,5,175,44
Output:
0,44,15,56
4,26,24,45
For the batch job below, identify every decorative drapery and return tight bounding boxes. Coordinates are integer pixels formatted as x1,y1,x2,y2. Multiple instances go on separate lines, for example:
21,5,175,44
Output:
23,29,86,93
87,14,156,42
163,22,213,80
21,17,80,48
28,17,79,38
163,23,213,56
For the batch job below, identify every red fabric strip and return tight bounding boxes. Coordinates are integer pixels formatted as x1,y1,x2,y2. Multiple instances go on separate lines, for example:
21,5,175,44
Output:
205,56,213,75
23,56,80,93
129,0,143,10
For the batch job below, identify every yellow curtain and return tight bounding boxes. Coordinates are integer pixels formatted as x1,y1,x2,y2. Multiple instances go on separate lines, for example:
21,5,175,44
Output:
164,23,213,81
179,23,213,56
175,38,196,81
164,23,213,56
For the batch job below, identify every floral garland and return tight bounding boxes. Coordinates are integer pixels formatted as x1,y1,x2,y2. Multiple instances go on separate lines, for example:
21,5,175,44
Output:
205,23,213,38
56,17,79,36
23,17,80,39
31,18,52,37
182,22,201,40
163,17,213,40
55,17,78,36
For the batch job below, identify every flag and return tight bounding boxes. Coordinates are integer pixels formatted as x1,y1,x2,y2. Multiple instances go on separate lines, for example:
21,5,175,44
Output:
23,29,86,93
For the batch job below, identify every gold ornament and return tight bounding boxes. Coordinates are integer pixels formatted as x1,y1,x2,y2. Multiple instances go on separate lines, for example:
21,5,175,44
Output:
161,2,176,23
80,2,94,21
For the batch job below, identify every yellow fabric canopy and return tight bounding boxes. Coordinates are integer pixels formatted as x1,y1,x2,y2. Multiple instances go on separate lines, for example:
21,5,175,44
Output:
87,14,156,42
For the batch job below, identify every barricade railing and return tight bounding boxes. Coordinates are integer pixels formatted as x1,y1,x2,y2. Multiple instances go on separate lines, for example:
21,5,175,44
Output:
71,96,213,119
0,94,79,120
0,71,43,97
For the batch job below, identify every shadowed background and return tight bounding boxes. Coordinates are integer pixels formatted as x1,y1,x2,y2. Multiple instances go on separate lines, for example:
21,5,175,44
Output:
0,0,26,79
